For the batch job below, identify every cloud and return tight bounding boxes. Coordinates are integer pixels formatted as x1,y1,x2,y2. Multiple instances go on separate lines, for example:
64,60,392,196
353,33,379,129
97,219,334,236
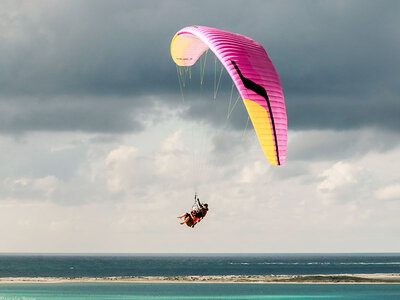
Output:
105,146,140,193
0,0,399,134
376,184,400,201
318,161,359,192
0,95,151,134
155,130,187,173
104,145,161,198
2,175,61,200
0,1,400,252
289,129,400,162
0,125,400,252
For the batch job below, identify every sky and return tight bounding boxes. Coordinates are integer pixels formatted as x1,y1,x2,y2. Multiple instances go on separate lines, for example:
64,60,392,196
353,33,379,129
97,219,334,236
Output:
0,0,399,253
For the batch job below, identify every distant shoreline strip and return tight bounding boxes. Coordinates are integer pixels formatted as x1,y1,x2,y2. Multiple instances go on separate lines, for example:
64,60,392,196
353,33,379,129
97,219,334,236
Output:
1,274,400,284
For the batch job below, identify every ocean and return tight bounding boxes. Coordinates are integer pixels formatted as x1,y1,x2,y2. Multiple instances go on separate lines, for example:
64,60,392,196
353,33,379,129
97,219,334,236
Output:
0,254,400,299
1,253,400,277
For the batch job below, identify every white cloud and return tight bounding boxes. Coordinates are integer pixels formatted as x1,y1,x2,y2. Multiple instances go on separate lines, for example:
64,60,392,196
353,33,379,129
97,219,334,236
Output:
376,183,400,201
105,146,139,193
3,175,61,199
0,126,400,252
154,130,187,174
239,160,270,184
318,161,359,192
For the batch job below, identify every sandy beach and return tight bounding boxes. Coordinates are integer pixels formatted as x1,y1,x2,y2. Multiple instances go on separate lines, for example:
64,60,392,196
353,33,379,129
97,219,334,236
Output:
1,274,400,284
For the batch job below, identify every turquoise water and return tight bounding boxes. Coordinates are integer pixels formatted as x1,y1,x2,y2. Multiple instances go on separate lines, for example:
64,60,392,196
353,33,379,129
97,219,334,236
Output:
0,283,400,299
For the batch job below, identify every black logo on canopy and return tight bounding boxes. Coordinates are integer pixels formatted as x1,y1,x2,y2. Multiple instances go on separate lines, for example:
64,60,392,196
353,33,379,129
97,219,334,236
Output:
231,60,280,165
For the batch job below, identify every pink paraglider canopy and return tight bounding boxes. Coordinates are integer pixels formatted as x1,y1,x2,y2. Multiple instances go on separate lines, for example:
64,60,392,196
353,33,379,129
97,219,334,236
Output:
171,26,287,165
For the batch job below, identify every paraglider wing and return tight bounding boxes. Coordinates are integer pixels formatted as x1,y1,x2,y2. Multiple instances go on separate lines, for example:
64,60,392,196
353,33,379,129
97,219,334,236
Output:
171,26,287,165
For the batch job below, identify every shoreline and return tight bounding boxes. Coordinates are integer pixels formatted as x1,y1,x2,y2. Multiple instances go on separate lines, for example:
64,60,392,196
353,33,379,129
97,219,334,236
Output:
1,274,400,284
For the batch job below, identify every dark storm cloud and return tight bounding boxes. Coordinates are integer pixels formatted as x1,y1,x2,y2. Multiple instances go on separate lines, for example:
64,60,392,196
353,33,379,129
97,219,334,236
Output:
0,0,399,133
0,96,147,133
289,129,400,162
